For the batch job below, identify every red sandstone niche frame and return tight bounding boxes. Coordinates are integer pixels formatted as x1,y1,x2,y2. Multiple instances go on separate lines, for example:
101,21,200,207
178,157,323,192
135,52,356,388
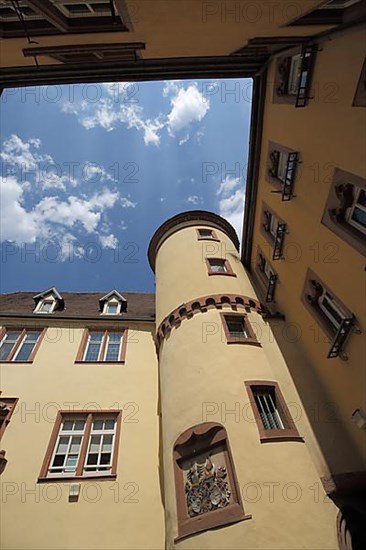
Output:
173,422,251,540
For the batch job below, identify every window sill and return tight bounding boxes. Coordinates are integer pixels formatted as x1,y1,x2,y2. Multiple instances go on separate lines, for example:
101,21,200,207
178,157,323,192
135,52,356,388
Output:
226,339,261,346
197,237,220,242
208,272,237,277
1,360,33,364
260,433,304,443
74,361,126,365
38,474,117,483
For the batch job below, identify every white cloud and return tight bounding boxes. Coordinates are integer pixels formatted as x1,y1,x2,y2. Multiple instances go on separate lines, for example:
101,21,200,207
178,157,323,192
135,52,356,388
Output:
167,84,210,136
217,176,241,197
1,135,78,190
0,176,120,251
99,233,118,249
0,176,38,242
186,195,203,205
83,162,115,183
218,188,245,239
1,134,52,171
60,81,209,147
79,99,164,146
121,197,137,208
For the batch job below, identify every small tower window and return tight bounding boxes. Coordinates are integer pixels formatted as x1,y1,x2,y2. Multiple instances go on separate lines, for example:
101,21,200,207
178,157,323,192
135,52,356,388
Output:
196,228,219,241
220,313,260,345
245,381,302,442
206,258,236,277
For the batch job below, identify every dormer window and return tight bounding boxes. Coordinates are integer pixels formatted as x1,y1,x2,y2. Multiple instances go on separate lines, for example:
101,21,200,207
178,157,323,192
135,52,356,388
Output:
99,291,127,316
36,299,56,314
33,288,63,314
103,300,121,315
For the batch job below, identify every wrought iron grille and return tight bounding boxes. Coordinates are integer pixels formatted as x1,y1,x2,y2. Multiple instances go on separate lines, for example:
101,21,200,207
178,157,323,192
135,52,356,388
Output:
273,223,287,260
327,317,354,359
296,45,317,108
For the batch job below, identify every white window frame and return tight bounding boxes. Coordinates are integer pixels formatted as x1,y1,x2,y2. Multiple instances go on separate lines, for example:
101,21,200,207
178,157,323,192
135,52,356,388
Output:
83,418,117,476
345,186,366,235
269,214,279,239
288,54,302,95
48,418,86,478
318,291,347,331
56,1,112,18
277,152,288,182
102,299,122,315
83,330,124,362
263,259,274,281
34,297,56,314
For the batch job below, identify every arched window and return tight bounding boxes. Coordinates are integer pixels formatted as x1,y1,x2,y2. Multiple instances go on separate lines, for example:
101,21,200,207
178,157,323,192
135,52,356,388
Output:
173,422,250,540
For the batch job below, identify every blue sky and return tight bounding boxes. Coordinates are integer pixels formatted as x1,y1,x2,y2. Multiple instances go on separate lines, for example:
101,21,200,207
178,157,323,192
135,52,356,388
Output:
0,78,252,293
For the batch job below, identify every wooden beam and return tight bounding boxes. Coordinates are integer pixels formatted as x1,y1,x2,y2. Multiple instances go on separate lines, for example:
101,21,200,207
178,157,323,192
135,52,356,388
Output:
23,42,146,57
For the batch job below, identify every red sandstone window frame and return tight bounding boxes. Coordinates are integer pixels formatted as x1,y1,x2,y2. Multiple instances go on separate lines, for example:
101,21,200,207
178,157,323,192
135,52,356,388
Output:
206,258,236,277
196,228,220,242
220,312,260,346
245,381,303,442
75,328,128,363
38,410,122,482
173,422,251,541
0,327,46,363
0,397,19,440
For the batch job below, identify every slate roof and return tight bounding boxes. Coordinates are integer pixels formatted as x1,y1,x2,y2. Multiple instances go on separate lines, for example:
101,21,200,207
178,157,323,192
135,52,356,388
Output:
0,291,155,320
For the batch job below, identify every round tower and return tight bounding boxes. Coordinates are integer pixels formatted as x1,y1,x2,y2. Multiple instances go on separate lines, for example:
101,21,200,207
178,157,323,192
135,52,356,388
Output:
148,211,338,549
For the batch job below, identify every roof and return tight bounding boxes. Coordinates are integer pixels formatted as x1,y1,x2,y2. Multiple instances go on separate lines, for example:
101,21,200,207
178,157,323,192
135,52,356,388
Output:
148,210,240,272
0,291,155,320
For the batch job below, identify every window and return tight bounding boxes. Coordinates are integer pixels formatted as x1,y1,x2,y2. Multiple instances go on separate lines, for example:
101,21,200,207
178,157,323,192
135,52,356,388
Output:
220,313,260,345
33,288,63,314
173,423,250,540
36,300,55,314
99,291,127,315
345,187,366,234
245,382,302,442
0,329,44,362
39,411,122,480
287,54,302,95
196,228,219,241
102,300,121,315
256,250,277,303
274,46,317,107
287,0,362,26
318,291,348,332
304,275,350,334
58,1,113,17
302,270,357,359
262,206,287,260
0,398,18,439
322,169,366,255
267,142,299,200
206,258,236,277
76,329,127,363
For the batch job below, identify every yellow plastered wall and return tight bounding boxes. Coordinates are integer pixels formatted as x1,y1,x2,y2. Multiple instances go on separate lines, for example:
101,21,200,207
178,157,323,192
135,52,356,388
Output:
154,221,339,549
0,321,165,550
251,23,366,476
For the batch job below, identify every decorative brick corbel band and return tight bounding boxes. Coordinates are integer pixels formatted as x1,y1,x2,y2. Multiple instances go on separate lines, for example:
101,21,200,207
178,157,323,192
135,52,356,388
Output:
155,294,263,351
